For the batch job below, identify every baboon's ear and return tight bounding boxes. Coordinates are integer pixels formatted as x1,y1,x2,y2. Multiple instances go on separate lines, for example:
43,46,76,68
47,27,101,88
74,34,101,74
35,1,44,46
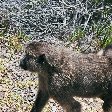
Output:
45,55,61,68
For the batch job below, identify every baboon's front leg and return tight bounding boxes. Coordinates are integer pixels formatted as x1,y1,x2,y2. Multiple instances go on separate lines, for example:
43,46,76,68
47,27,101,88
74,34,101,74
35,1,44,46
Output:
55,97,81,112
30,90,49,112
102,100,112,112
101,96,112,112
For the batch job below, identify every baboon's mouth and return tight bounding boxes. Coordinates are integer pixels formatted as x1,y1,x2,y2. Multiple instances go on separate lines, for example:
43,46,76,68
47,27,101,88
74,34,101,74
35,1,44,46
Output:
19,60,28,70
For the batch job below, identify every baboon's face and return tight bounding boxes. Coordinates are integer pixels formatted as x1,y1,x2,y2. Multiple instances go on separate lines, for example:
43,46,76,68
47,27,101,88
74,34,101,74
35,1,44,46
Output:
97,45,112,57
105,48,112,57
20,53,45,72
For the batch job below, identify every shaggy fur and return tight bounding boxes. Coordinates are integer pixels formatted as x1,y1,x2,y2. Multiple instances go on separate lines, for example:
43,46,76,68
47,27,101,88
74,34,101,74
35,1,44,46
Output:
20,41,112,112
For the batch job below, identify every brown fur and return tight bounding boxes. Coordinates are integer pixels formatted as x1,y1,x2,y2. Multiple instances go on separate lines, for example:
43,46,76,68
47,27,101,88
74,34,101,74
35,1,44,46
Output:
20,41,112,112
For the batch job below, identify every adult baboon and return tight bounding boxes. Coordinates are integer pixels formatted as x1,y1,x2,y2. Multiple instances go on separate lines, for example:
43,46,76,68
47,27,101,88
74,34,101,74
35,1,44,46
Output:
20,41,112,112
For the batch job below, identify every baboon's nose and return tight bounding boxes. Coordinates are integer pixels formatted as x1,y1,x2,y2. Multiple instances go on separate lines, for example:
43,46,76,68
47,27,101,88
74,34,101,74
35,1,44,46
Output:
20,58,27,70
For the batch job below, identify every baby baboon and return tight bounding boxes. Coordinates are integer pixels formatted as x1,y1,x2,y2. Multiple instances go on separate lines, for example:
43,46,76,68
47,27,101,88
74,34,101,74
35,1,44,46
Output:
20,41,112,112
97,44,112,58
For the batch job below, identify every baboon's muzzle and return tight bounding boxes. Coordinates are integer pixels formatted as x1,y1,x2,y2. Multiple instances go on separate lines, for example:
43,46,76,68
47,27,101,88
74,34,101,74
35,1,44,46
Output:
20,57,28,70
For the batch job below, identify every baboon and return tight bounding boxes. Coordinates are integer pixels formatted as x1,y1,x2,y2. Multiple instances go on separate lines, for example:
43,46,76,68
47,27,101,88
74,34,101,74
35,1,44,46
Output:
20,41,112,112
97,44,112,58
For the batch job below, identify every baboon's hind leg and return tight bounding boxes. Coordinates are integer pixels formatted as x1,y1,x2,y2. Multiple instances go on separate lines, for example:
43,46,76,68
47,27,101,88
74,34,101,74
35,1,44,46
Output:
55,97,81,112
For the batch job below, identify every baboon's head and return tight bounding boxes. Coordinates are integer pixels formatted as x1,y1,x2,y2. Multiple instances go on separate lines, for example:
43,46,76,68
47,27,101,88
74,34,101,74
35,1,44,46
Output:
97,44,112,57
104,44,112,57
20,41,47,72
